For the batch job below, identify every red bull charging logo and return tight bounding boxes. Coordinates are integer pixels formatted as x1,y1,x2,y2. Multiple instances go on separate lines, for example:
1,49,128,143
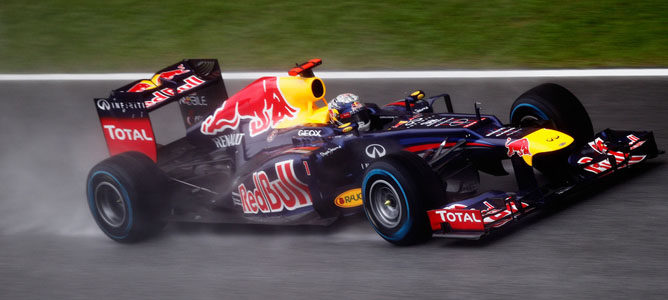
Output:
505,137,531,157
200,77,298,137
127,64,190,93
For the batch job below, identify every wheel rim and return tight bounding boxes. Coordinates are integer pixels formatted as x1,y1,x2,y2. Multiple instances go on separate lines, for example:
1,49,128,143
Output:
369,179,402,228
518,114,543,127
94,181,127,228
520,114,540,122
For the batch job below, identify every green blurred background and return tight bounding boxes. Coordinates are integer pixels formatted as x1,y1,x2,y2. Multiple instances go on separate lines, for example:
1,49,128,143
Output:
1,0,666,72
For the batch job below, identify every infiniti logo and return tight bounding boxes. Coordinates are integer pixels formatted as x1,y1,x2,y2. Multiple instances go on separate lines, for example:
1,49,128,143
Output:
96,99,110,110
365,144,386,158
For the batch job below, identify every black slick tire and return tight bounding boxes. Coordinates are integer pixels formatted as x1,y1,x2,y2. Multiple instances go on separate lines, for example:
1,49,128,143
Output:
510,83,594,147
86,152,167,243
362,151,446,246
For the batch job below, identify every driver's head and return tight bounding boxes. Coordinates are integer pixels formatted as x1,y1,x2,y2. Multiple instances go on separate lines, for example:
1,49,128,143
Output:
328,93,371,131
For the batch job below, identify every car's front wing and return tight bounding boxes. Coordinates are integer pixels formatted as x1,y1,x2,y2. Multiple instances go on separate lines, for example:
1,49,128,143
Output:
427,129,661,239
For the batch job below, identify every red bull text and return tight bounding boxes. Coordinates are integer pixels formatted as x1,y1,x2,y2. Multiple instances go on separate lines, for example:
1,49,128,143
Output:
238,160,312,214
144,75,205,108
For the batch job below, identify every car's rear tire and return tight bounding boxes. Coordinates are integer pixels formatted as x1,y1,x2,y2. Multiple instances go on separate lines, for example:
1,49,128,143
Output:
362,152,446,246
510,83,594,147
86,152,167,243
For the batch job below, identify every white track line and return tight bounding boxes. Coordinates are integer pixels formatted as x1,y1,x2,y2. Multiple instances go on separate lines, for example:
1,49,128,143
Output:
0,69,667,81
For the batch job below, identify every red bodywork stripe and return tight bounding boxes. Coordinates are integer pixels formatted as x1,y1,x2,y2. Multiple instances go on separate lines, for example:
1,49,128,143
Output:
404,143,454,152
291,146,319,151
465,142,494,147
386,101,415,107
404,142,493,152
282,146,320,154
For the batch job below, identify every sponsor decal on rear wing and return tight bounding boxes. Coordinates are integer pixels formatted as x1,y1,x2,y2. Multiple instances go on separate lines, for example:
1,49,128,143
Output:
96,115,158,161
113,59,227,112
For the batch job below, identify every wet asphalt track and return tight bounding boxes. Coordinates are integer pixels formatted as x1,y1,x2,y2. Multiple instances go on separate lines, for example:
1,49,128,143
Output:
0,77,667,299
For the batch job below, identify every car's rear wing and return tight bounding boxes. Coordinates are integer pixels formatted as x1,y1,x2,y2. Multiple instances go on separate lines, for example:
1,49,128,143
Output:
93,59,229,161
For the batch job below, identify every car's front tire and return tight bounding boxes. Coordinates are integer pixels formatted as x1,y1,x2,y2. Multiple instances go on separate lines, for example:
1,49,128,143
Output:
362,152,445,246
510,83,594,147
86,152,167,243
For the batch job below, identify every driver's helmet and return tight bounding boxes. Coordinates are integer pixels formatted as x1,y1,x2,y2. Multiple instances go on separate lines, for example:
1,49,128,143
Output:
328,93,371,131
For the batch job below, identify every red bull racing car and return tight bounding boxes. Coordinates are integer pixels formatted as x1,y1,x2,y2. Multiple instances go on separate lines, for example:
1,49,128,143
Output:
87,59,661,245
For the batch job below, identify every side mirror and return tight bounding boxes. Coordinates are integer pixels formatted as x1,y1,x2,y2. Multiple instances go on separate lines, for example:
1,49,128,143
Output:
404,90,425,114
408,90,425,102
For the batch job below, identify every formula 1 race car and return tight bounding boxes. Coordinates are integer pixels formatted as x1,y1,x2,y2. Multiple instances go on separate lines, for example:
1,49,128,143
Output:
87,58,661,245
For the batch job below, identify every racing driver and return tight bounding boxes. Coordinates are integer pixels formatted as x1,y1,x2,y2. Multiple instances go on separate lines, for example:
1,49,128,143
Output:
328,93,372,132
